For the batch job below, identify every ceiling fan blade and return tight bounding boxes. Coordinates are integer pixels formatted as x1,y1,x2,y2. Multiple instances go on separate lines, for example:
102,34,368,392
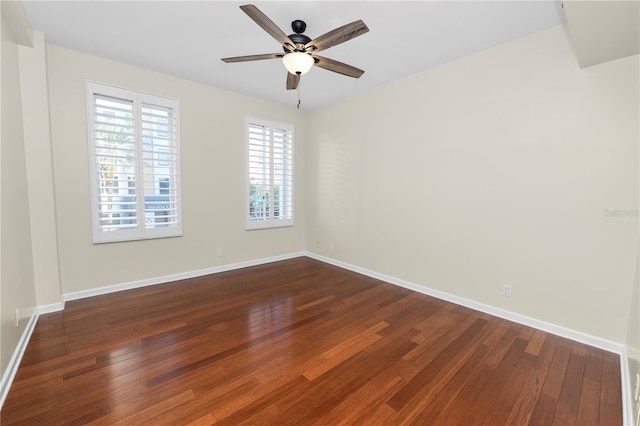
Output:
221,53,283,63
240,4,295,50
305,20,369,53
313,55,364,78
286,72,300,90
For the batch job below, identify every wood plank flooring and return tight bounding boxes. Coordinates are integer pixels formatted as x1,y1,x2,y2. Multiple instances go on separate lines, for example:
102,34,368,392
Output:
1,257,623,425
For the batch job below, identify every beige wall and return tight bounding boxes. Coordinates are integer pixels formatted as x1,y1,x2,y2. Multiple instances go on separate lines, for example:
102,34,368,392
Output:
0,4,37,375
18,30,61,307
46,45,307,294
306,25,639,343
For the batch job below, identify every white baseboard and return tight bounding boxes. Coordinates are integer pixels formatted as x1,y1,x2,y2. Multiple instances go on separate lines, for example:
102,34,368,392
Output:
63,252,306,302
304,252,625,353
1,251,632,421
0,310,39,409
34,251,630,354
305,252,633,424
37,301,65,315
0,252,305,411
57,249,631,354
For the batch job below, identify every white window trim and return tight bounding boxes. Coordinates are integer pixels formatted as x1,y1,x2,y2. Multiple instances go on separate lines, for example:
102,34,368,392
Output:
86,81,183,243
245,116,294,230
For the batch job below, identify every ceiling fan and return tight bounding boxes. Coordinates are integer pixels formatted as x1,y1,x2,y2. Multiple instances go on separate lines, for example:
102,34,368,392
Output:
221,4,369,90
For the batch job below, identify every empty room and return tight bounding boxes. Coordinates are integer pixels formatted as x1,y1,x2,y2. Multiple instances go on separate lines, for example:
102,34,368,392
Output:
1,0,639,424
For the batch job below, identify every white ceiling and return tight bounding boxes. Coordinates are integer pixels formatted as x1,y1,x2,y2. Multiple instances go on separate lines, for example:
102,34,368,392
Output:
22,1,567,110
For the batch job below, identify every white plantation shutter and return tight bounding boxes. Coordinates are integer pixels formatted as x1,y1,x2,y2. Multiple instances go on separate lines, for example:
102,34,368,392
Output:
246,117,294,230
92,94,138,232
87,82,182,243
140,101,180,230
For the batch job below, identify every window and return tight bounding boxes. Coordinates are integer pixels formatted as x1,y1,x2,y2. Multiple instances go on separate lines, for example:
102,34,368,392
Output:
156,148,170,167
246,117,294,230
159,178,170,195
86,81,182,243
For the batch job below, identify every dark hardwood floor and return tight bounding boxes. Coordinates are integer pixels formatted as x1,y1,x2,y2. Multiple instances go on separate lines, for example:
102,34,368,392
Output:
1,257,622,425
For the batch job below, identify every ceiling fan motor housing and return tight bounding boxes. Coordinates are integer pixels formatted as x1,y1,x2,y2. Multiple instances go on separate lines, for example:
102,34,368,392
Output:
286,20,311,51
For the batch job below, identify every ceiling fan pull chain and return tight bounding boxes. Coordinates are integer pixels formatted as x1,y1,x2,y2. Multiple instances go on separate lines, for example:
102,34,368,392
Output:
297,83,301,109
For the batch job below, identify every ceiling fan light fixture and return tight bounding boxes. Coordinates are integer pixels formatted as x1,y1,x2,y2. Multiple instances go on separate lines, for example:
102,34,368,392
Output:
283,51,314,75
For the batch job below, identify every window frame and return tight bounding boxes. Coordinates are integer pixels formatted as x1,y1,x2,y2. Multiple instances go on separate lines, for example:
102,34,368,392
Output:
245,116,294,230
86,81,182,244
